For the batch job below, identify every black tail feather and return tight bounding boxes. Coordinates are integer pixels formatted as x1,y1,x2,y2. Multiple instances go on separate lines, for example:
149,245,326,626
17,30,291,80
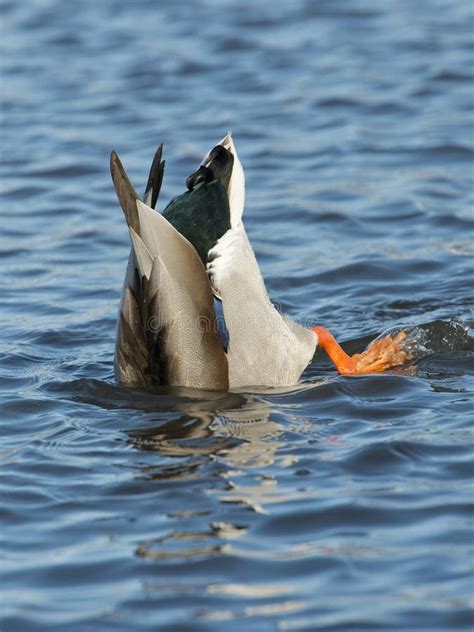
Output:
144,144,165,209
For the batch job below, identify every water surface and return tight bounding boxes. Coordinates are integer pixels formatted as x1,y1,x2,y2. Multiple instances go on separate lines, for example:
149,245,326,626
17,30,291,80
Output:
1,0,473,630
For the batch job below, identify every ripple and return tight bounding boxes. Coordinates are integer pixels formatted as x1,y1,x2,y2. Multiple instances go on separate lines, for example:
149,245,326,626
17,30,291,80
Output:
2,0,474,630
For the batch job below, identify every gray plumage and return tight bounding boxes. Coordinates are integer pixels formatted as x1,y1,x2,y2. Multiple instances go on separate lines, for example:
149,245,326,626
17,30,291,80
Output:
206,224,316,387
111,151,229,390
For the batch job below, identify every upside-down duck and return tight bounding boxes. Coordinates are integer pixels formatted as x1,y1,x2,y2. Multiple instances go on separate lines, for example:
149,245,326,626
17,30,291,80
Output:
110,134,410,390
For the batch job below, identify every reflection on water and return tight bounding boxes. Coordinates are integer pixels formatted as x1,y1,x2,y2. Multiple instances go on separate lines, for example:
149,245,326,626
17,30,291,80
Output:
137,522,246,561
128,396,284,467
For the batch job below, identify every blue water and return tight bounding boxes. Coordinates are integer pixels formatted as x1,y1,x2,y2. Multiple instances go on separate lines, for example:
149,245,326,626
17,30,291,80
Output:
1,1,473,630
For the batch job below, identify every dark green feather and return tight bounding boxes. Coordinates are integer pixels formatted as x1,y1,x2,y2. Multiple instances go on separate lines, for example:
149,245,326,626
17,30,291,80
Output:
162,178,231,264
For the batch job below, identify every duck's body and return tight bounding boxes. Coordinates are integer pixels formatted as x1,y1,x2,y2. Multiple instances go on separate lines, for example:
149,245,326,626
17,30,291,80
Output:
111,135,410,389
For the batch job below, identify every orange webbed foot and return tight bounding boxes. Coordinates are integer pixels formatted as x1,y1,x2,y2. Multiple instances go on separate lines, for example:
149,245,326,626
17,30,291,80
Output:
349,331,411,374
313,327,413,375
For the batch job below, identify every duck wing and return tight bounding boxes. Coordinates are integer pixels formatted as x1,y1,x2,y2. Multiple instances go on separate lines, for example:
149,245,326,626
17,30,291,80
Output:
206,225,316,388
111,151,229,390
201,135,315,387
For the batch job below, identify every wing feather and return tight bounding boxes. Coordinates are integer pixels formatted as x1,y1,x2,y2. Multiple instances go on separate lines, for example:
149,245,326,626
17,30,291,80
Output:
207,225,316,387
111,151,229,389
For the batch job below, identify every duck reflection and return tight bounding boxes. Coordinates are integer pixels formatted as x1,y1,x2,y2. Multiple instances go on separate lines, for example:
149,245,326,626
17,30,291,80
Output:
127,391,282,468
136,521,247,562
128,391,290,566
127,382,331,582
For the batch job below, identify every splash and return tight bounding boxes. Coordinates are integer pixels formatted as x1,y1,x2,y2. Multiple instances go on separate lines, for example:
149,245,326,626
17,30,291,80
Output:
379,317,471,363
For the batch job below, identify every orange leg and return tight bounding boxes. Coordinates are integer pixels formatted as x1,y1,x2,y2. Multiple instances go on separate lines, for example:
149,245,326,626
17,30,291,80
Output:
313,326,411,375
312,326,358,375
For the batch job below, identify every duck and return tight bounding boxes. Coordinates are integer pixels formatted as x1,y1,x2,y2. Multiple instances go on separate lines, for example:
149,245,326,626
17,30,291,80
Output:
110,134,410,390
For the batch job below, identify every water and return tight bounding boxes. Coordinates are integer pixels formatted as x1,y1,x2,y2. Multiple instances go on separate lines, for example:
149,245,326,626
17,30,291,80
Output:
1,0,473,629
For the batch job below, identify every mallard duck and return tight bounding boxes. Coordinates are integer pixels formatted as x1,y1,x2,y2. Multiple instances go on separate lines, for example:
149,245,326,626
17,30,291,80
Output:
110,134,410,389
